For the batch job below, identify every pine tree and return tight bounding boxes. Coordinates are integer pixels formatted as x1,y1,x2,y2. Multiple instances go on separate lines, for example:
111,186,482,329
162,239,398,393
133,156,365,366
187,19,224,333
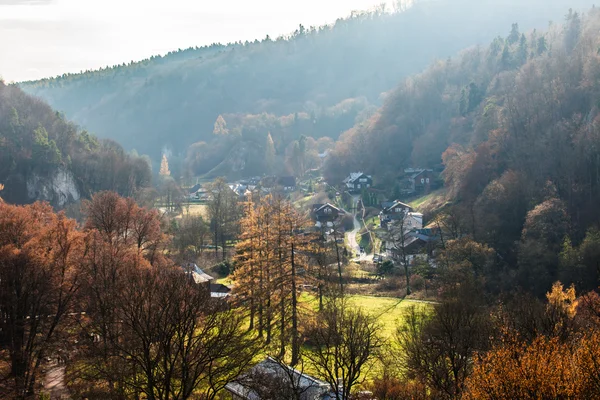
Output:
159,154,170,176
213,115,229,135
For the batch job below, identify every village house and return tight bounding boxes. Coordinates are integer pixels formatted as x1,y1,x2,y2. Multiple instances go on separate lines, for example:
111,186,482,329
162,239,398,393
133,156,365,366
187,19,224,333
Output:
182,263,232,298
401,168,434,195
187,184,210,201
260,176,297,192
382,215,439,264
343,172,372,192
380,200,414,229
229,182,254,200
225,357,334,400
312,203,342,223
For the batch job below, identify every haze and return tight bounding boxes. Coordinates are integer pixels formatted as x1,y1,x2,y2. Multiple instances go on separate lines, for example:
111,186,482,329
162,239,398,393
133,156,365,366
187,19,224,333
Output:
0,0,393,82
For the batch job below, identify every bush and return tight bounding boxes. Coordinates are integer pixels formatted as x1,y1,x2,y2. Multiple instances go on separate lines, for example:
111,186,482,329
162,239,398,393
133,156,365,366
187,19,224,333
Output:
410,274,425,292
340,214,354,231
213,260,234,276
370,376,428,400
376,276,406,292
378,260,395,276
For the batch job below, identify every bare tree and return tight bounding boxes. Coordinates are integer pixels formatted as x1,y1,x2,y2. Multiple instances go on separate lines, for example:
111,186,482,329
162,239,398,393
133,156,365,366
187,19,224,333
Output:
81,266,259,400
396,286,491,399
387,211,412,296
238,356,327,400
304,298,382,400
207,178,241,260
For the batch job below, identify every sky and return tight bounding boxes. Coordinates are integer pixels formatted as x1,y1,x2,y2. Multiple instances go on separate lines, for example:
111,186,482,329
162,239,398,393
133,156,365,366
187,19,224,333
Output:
0,0,392,82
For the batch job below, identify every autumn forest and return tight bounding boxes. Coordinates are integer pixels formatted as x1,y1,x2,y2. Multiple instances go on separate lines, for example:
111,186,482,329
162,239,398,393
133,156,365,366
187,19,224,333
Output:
4,0,600,399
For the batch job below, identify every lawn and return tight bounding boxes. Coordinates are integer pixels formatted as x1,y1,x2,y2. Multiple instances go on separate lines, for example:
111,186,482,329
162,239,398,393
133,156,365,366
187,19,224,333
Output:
182,203,209,218
347,295,431,338
299,292,431,340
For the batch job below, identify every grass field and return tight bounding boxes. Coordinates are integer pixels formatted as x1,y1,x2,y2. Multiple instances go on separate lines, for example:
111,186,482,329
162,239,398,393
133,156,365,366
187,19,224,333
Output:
300,293,431,339
348,295,431,338
182,203,209,218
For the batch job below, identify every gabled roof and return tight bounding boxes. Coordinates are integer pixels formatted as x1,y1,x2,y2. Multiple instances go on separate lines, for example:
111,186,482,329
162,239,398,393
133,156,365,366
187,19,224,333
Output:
385,200,413,212
315,203,342,214
343,172,371,183
225,357,331,400
406,168,434,180
188,183,202,194
381,201,395,210
182,263,214,284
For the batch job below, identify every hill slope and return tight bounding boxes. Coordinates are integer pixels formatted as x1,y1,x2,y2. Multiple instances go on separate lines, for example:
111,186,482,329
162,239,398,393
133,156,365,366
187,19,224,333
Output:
326,6,600,295
17,0,595,178
0,82,151,207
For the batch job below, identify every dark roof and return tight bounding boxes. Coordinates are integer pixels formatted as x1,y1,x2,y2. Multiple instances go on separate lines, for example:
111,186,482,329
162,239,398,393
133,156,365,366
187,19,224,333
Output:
315,203,342,214
278,176,296,187
409,169,434,180
385,200,413,212
224,357,331,400
188,184,202,194
381,201,395,210
209,283,231,294
344,172,372,183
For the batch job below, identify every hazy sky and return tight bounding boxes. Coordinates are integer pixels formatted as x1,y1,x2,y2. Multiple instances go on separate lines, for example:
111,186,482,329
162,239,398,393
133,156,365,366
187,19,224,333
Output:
0,0,391,82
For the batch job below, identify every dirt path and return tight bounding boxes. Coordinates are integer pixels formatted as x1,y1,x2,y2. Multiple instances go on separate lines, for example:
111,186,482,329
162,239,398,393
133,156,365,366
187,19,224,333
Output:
44,362,70,399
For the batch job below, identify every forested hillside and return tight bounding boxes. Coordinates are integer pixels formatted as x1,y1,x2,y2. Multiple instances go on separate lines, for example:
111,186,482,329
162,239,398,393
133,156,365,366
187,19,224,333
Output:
18,0,594,178
0,82,151,206
327,7,600,295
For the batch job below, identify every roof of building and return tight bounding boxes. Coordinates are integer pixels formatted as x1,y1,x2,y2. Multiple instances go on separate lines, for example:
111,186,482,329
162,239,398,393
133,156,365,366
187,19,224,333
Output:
182,263,214,284
314,203,342,214
343,172,371,183
225,357,332,400
381,201,395,210
188,183,202,194
385,200,413,212
210,282,231,294
405,168,434,180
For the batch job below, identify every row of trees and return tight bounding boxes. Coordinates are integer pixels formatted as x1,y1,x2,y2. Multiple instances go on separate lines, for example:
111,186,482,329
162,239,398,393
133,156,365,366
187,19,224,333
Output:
0,193,256,399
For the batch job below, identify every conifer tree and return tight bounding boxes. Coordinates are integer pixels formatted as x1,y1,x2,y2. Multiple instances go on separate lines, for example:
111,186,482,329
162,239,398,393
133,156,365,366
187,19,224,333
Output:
159,154,171,176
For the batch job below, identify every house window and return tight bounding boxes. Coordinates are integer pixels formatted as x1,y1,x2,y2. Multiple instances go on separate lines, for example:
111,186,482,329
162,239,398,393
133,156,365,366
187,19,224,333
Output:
357,184,361,189
426,178,430,183
421,178,425,184
325,208,332,214
360,178,367,183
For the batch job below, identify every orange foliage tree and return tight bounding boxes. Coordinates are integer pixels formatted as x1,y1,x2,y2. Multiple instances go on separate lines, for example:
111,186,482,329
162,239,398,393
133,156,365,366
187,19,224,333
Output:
0,202,85,397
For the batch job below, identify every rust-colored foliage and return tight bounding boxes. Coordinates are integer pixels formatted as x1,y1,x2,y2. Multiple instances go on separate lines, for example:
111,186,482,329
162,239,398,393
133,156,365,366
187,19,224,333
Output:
0,201,85,397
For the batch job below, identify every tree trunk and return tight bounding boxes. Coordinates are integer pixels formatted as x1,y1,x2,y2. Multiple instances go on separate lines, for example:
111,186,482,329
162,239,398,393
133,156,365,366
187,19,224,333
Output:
290,243,299,366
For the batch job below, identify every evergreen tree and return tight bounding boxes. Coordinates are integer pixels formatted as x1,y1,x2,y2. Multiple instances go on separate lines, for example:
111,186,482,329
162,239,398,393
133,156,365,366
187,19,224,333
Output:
159,154,171,176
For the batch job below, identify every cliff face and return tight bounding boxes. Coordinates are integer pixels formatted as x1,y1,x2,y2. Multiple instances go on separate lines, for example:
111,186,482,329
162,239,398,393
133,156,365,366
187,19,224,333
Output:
3,167,80,208
26,168,80,208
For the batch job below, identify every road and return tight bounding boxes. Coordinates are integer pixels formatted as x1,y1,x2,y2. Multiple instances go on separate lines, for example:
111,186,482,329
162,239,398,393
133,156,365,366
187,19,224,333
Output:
345,196,372,262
